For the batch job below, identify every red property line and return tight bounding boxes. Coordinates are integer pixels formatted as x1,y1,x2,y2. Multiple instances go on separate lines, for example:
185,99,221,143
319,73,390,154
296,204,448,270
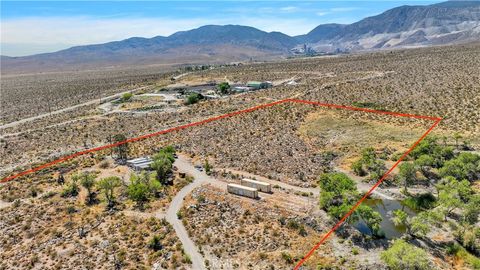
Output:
293,117,441,269
2,98,440,184
1,98,442,267
1,98,289,183
289,99,442,121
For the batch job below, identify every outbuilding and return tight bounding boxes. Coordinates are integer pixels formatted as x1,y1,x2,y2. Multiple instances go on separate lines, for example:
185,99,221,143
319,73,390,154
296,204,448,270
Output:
227,183,258,199
126,157,153,171
240,178,272,193
246,81,272,90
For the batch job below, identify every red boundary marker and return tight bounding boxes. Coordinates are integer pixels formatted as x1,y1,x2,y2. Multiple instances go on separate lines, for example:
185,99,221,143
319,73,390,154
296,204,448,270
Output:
293,117,441,269
0,98,442,269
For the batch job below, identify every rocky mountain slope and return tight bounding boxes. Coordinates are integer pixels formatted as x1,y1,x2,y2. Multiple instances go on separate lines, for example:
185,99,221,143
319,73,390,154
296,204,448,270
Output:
295,0,480,52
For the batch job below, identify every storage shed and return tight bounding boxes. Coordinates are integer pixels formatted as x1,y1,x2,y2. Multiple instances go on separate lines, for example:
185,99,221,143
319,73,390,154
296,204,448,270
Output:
126,157,153,171
241,178,272,193
227,183,258,199
246,81,272,90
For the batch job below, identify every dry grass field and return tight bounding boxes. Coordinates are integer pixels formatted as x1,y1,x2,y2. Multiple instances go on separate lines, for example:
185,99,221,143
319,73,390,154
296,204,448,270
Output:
2,44,479,178
0,65,178,124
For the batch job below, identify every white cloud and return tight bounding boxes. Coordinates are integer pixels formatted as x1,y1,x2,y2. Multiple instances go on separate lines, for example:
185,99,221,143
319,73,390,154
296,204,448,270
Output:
1,16,319,56
316,12,330,16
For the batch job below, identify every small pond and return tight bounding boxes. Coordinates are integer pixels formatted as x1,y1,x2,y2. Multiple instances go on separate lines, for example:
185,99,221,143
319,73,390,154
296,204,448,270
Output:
354,198,417,239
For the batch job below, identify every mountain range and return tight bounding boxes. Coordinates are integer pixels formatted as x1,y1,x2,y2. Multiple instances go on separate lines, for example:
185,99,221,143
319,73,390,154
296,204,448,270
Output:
2,0,480,73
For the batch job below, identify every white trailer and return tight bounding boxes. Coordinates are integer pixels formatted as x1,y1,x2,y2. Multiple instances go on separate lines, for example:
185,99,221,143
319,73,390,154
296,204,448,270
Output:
241,178,272,193
126,157,153,171
227,183,258,199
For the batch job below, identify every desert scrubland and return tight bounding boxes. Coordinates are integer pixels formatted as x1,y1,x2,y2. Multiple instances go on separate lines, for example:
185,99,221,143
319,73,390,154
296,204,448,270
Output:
1,43,479,270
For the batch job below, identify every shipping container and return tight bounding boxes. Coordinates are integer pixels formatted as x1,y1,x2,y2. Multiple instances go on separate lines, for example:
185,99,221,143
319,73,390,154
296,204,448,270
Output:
241,178,272,193
227,183,258,199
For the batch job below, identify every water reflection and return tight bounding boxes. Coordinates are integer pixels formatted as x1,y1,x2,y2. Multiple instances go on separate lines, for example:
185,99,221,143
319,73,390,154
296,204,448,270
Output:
354,198,417,239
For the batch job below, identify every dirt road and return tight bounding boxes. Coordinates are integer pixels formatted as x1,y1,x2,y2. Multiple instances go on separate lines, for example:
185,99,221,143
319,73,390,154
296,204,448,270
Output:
0,86,148,129
165,155,225,270
217,167,318,196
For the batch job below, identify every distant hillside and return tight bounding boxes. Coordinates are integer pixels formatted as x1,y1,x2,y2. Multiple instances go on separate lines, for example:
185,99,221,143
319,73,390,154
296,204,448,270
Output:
1,25,297,73
2,1,479,74
296,0,480,52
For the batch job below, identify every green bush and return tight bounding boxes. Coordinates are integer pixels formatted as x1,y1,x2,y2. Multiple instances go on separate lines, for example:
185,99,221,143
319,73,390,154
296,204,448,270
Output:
217,82,230,94
402,193,436,210
120,92,133,102
280,252,293,264
185,93,203,105
381,240,431,270
61,182,79,197
148,235,163,251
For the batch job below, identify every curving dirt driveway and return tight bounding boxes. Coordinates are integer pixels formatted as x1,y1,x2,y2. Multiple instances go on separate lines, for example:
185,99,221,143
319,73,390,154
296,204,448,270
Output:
166,155,225,270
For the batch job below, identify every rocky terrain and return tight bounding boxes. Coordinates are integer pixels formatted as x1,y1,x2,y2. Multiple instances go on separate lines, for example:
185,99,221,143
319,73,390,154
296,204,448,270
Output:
3,43,479,180
1,42,479,270
0,191,189,269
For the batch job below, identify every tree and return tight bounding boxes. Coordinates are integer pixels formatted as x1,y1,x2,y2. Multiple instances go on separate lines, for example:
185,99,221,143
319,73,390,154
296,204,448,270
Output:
356,204,382,236
351,160,366,176
438,190,463,221
62,175,80,197
392,210,433,238
97,176,121,209
439,152,480,181
128,177,149,210
154,147,175,163
462,195,480,225
217,82,230,94
113,134,128,160
436,176,473,202
414,154,435,176
352,147,385,178
151,147,175,185
162,145,176,156
392,209,410,233
397,162,417,194
318,172,357,193
410,212,432,237
435,176,453,197
151,156,172,185
318,173,359,222
80,172,97,205
381,240,431,270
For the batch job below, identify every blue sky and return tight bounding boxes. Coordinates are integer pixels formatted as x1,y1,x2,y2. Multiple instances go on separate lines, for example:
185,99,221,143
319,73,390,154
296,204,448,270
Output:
1,1,440,56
